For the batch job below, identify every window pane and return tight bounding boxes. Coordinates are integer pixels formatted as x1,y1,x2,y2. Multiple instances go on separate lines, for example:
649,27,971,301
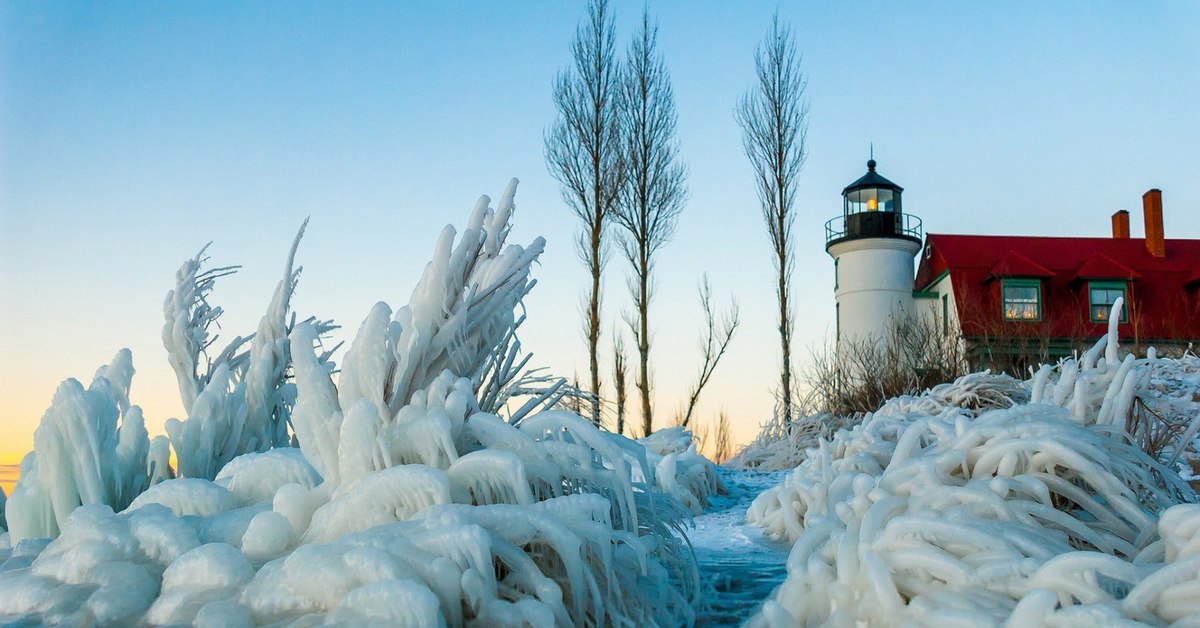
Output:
1002,282,1040,320
1089,285,1126,322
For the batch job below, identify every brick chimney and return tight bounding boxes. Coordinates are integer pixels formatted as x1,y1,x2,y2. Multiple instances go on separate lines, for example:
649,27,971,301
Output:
1143,189,1165,258
1111,210,1130,239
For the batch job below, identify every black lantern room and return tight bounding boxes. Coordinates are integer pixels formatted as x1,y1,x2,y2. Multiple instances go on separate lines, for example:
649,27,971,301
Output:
825,159,922,250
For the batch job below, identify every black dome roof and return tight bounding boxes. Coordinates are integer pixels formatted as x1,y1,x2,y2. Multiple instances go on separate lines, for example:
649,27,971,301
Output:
842,159,903,195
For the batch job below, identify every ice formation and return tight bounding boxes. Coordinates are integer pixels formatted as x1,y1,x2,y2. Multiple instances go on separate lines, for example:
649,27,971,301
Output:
162,223,337,481
3,351,165,541
0,180,704,626
732,372,1028,472
747,301,1200,626
639,426,725,514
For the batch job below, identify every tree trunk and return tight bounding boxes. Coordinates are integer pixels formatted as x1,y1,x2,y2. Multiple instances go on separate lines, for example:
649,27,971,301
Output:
589,182,603,427
638,247,652,436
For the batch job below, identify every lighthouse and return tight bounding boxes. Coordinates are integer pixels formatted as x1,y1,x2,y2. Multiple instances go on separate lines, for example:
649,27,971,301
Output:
825,159,923,345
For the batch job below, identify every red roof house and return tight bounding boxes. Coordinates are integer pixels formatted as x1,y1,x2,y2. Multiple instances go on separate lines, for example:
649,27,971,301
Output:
914,190,1200,368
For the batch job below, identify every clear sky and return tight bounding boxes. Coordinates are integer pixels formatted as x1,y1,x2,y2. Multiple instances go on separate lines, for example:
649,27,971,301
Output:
2,1,1198,475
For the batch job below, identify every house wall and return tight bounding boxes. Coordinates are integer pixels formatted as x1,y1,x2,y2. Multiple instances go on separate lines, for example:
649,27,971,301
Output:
915,271,959,336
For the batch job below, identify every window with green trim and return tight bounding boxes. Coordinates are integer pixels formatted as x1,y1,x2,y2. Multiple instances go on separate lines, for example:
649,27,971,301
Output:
834,258,839,290
1089,281,1127,323
1001,279,1041,321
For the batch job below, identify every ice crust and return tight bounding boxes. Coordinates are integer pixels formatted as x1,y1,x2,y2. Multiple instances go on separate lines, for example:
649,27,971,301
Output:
747,302,1200,626
0,180,703,626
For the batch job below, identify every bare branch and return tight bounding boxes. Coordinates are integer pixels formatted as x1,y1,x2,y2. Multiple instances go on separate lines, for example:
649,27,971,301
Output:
680,276,741,428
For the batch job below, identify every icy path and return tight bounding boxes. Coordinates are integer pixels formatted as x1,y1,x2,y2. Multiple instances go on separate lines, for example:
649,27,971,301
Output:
691,467,792,626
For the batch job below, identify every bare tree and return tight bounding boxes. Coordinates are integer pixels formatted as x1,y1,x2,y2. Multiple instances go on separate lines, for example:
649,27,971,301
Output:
735,13,808,423
567,373,583,416
612,330,629,435
546,0,624,426
614,9,688,440
801,312,969,417
677,277,741,429
713,410,732,464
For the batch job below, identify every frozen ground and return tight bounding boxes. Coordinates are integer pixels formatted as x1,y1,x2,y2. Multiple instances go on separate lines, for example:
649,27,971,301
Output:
692,468,791,625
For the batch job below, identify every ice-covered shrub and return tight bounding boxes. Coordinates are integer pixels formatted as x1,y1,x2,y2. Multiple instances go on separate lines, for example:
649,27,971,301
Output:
638,426,724,514
746,300,1200,626
1125,351,1200,466
3,351,165,541
164,223,337,480
4,222,333,543
0,180,701,627
729,412,854,471
732,371,1027,472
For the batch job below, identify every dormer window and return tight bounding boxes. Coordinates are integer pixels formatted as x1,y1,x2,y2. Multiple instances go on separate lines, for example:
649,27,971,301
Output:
1001,279,1041,321
1089,281,1128,323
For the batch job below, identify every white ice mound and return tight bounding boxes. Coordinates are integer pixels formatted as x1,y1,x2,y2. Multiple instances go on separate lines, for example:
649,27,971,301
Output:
0,180,700,627
214,449,322,506
126,479,238,518
747,304,1200,626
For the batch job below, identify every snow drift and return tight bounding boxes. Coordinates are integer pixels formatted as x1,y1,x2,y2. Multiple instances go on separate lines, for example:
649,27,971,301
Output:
0,180,702,626
746,301,1200,626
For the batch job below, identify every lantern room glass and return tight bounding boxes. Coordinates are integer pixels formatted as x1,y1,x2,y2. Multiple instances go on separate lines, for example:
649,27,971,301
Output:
844,186,900,215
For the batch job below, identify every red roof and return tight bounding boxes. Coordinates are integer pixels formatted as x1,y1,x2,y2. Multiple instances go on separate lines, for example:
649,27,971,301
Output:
988,251,1054,278
1073,254,1141,280
916,234,1200,343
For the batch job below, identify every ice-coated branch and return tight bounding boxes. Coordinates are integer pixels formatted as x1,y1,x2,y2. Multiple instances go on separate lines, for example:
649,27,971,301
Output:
243,218,311,450
290,180,547,479
166,220,336,479
162,244,247,414
383,179,545,413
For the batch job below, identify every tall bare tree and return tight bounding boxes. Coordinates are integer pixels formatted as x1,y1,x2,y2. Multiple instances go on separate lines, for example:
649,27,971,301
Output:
615,9,687,436
735,13,808,423
546,0,624,426
713,410,732,464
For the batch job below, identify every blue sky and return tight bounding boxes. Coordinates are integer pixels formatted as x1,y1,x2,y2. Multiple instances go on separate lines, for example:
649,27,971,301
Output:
2,1,1198,461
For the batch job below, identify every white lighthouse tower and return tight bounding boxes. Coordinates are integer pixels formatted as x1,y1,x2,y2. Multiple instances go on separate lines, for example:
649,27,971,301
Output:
825,159,923,345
